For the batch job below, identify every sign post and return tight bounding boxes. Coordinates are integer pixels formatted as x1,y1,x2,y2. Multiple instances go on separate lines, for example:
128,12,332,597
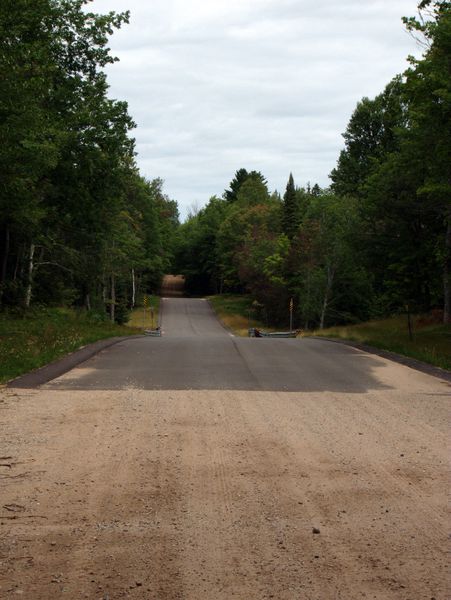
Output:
143,295,149,329
289,297,294,332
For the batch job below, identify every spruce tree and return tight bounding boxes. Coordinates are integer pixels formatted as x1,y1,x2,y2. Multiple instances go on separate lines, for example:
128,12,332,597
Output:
282,173,298,239
224,169,249,203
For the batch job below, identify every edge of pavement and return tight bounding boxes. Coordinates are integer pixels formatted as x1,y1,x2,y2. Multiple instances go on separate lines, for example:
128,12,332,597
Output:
311,336,451,383
158,296,164,329
6,335,146,389
205,298,236,337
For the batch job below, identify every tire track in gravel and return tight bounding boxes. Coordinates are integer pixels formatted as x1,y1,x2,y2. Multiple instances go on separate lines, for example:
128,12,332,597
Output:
0,384,449,600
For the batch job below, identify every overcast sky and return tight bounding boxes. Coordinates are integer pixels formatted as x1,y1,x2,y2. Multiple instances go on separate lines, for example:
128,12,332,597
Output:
90,0,422,219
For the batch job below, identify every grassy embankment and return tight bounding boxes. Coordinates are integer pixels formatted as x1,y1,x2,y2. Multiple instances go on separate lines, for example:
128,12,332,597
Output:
127,295,160,329
208,294,277,336
313,316,450,371
0,297,160,385
208,294,451,371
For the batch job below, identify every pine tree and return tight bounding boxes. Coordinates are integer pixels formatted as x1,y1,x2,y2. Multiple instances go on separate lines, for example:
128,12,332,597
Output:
224,169,249,203
282,173,298,239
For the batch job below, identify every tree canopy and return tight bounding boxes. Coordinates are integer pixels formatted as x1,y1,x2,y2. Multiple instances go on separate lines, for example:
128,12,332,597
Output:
173,1,450,326
2,1,449,328
0,0,178,320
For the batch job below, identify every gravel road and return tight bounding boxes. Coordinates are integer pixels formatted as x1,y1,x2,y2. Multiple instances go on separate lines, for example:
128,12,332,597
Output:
0,294,449,599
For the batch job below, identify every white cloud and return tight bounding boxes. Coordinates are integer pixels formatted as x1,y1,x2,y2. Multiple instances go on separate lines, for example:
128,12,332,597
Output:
90,0,422,218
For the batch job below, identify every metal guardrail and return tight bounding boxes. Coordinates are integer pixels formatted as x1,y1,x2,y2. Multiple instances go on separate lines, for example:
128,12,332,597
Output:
144,328,162,337
248,328,298,338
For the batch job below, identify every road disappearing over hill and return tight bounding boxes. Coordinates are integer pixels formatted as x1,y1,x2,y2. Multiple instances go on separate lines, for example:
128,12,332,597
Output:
40,297,428,393
1,295,449,599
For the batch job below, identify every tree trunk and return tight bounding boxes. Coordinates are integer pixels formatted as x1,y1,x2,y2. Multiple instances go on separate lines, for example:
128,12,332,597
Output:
0,226,10,305
131,268,136,308
319,296,328,330
102,275,107,306
25,243,35,308
110,273,115,323
136,273,141,304
319,266,335,330
13,249,20,281
304,273,311,330
1,226,10,284
19,244,25,280
85,294,91,311
444,212,451,324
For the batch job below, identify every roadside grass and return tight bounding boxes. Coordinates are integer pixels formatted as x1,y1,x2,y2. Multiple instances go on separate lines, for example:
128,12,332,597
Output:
128,295,160,330
208,295,450,370
311,315,451,371
208,294,277,336
0,307,141,385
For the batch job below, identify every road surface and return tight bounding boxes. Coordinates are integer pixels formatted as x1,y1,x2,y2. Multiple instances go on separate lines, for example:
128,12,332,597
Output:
43,298,417,393
0,296,449,599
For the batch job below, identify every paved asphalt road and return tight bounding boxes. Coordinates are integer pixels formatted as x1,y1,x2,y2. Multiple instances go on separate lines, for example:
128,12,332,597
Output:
44,298,402,392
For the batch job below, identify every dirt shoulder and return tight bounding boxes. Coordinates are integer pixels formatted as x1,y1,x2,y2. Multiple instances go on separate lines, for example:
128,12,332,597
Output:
0,379,449,599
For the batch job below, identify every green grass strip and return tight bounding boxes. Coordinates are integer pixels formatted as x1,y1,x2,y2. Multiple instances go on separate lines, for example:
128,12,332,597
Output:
208,295,450,371
0,307,141,384
311,316,450,371
208,294,276,337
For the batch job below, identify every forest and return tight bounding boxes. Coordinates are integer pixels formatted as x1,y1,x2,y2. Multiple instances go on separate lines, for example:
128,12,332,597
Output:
174,0,450,328
0,0,179,324
0,0,450,329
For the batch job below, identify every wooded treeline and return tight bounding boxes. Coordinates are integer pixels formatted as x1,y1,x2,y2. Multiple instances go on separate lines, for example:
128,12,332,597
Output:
174,0,450,327
2,1,449,329
0,0,178,322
